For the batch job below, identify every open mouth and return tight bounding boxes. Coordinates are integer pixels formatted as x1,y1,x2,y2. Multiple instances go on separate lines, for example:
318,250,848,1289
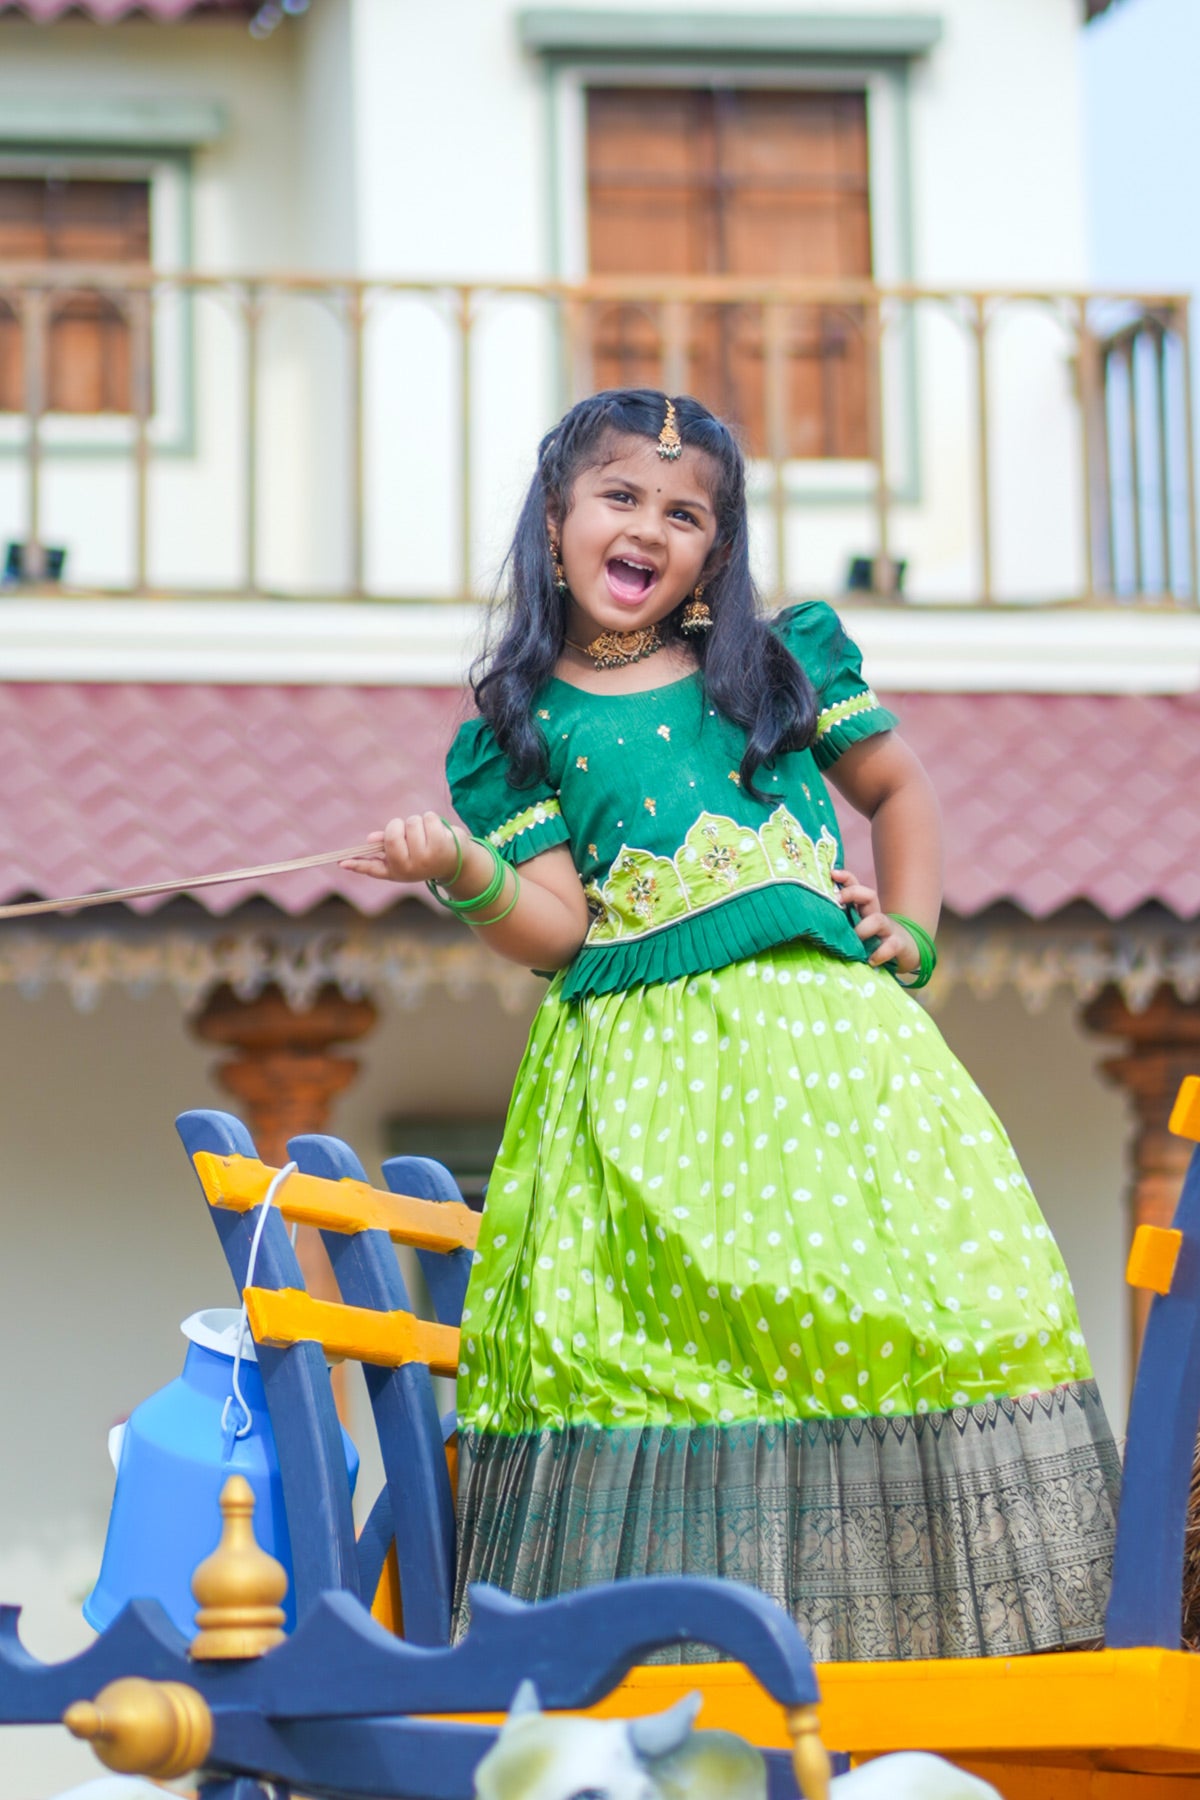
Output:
605,556,658,605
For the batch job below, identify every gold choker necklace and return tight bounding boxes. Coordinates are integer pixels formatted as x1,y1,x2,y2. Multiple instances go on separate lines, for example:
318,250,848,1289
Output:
565,625,663,670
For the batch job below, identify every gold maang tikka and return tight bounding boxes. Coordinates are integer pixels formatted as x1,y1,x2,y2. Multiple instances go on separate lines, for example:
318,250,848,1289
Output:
657,398,683,461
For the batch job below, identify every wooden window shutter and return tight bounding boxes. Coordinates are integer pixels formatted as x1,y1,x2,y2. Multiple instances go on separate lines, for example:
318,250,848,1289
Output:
0,177,151,415
586,88,871,458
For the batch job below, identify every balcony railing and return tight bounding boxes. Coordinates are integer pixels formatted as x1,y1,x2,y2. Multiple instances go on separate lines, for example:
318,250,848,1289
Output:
0,267,1193,606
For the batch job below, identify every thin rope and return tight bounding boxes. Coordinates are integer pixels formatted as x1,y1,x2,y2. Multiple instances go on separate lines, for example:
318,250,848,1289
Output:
221,1159,299,1443
0,843,382,921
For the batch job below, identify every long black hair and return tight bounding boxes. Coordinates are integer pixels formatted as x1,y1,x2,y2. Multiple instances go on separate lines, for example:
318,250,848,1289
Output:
473,388,818,799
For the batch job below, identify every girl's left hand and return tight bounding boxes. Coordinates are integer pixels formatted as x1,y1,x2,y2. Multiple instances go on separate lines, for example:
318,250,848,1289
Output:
833,867,920,975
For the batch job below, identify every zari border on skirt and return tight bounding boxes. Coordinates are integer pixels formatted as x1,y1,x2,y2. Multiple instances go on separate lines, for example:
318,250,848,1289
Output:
454,1379,1121,1662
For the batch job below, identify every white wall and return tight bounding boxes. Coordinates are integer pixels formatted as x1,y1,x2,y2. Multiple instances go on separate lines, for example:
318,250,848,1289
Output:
0,17,304,262
929,982,1131,1420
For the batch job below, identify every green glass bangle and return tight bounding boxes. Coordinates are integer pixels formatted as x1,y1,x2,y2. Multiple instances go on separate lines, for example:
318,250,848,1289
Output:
445,839,508,913
889,913,937,990
470,865,521,927
426,832,507,913
424,819,464,908
441,819,463,885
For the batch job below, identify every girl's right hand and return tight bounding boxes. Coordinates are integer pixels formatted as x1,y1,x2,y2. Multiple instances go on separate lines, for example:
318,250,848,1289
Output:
340,812,461,884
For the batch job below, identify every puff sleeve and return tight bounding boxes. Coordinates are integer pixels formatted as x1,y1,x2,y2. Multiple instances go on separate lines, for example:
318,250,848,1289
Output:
445,716,572,865
773,601,899,770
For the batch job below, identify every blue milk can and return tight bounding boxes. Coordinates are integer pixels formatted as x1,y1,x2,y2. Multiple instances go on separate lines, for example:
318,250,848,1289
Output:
84,1307,358,1636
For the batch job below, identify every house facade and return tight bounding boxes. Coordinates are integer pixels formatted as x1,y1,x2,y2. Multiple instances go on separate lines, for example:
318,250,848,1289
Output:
0,2,1196,1791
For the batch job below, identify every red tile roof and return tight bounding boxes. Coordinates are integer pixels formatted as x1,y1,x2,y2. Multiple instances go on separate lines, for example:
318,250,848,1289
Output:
842,690,1200,921
0,0,249,18
0,683,463,918
1,682,1198,923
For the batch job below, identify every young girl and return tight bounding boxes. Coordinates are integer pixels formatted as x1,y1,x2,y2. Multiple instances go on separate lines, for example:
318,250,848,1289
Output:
344,388,1120,1662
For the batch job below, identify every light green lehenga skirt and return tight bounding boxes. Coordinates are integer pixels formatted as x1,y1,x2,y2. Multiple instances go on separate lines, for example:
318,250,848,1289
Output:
454,941,1121,1661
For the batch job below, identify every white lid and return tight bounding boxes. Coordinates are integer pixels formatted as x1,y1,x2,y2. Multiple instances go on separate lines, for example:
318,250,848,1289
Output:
180,1306,259,1364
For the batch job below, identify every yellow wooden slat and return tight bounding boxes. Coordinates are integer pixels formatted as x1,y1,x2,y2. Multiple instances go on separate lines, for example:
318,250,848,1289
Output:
444,1647,1200,1772
192,1151,480,1253
1169,1074,1200,1144
245,1287,461,1378
812,1647,1200,1763
1126,1224,1183,1296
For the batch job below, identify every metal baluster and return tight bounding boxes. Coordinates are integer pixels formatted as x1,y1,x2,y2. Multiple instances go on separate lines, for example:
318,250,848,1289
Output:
866,296,892,598
1179,302,1199,606
764,300,788,601
131,285,153,594
243,282,261,596
972,294,993,605
1077,297,1100,603
347,283,366,598
662,298,688,399
458,285,474,600
22,287,46,574
1155,318,1173,596
1127,330,1145,597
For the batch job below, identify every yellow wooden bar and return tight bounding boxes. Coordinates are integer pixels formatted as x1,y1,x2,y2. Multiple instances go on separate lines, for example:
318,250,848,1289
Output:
192,1151,480,1253
811,1648,1200,1765
1169,1074,1200,1143
244,1287,461,1378
448,1647,1200,1779
1126,1225,1183,1296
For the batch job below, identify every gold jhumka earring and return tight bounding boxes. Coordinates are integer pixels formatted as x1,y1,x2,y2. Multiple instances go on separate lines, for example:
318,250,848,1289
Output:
680,583,713,636
548,531,569,593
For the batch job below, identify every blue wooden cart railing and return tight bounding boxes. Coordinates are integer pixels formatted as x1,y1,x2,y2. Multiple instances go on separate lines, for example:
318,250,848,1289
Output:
0,1570,822,1799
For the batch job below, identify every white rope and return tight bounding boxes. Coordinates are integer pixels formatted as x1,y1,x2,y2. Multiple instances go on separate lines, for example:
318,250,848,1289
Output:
0,843,382,921
221,1160,299,1443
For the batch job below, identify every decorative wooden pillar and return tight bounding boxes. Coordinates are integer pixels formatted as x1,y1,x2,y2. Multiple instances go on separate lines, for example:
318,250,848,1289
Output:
192,982,378,1418
1082,981,1200,1361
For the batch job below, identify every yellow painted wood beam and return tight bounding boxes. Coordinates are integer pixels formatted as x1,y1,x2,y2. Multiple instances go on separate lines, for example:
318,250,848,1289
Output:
1126,1225,1183,1295
443,1648,1200,1774
192,1152,480,1253
1169,1074,1200,1143
244,1287,461,1378
811,1647,1200,1765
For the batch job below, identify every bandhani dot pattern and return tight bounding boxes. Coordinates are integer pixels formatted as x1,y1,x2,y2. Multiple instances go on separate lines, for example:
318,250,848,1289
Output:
455,940,1121,1661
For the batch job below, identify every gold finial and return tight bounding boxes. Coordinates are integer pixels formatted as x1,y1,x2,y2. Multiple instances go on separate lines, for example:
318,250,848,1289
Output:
656,398,683,461
786,1703,832,1800
190,1473,288,1660
64,1678,212,1779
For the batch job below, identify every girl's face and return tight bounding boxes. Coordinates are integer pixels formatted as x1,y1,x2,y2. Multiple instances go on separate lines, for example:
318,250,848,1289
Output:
554,434,720,641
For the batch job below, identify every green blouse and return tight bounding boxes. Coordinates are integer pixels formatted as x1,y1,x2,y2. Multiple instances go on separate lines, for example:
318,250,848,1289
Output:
446,602,898,1000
